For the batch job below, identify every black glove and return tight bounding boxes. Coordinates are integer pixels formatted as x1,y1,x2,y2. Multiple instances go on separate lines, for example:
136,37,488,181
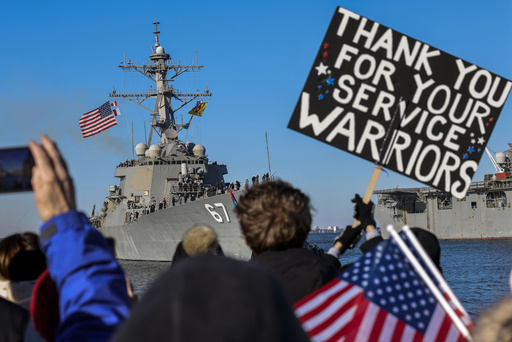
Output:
351,194,376,230
334,225,363,254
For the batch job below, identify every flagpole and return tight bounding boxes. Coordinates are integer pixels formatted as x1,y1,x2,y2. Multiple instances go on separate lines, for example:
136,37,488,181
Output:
387,225,473,341
402,226,471,320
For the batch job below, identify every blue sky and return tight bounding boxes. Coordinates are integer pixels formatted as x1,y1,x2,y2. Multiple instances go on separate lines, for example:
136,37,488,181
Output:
0,0,511,236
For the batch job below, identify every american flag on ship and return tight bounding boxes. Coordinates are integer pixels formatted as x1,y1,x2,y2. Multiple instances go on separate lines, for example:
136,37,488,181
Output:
294,232,472,342
79,101,118,138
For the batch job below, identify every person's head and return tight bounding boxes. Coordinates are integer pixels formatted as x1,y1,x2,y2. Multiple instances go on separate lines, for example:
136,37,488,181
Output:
473,295,512,342
182,225,223,256
410,227,442,272
0,232,46,281
235,180,312,255
111,255,310,342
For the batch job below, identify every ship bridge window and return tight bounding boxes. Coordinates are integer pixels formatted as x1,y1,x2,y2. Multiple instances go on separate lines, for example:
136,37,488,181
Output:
437,196,453,210
486,191,507,208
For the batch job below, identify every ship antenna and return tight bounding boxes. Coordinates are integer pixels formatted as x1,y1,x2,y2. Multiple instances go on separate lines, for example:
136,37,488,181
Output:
153,21,160,47
265,132,272,180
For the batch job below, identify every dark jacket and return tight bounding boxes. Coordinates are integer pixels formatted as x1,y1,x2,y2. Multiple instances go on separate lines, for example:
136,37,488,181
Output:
111,255,309,342
252,247,340,303
0,296,29,342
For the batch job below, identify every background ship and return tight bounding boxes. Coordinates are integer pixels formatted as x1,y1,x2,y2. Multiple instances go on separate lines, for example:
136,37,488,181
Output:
89,22,252,261
374,145,512,240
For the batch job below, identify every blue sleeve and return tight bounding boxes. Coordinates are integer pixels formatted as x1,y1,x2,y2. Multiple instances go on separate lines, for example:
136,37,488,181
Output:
39,210,131,342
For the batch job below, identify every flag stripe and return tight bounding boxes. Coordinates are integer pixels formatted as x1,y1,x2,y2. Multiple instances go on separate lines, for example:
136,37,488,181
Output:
391,317,405,341
306,288,362,335
378,314,397,342
80,116,117,133
436,314,454,342
82,121,117,137
329,296,371,342
353,300,380,342
295,277,346,310
401,325,417,342
423,305,445,342
298,280,354,321
365,305,388,342
312,305,357,341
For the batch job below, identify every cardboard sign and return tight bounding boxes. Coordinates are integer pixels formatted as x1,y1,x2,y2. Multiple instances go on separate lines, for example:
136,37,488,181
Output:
288,7,512,198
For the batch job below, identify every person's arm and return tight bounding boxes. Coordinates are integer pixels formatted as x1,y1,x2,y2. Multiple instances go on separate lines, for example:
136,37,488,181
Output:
30,135,130,341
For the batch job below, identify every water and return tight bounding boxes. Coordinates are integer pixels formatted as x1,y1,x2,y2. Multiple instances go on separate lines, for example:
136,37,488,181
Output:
119,234,512,319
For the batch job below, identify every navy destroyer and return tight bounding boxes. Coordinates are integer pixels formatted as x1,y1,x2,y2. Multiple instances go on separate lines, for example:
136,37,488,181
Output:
374,145,512,240
89,22,252,261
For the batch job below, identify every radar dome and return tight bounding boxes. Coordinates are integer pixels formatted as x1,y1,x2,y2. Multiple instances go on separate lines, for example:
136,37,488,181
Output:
156,46,165,54
148,144,162,157
193,144,206,156
135,143,148,157
496,152,506,164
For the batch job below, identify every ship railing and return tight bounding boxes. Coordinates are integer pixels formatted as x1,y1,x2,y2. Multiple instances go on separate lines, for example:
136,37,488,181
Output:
170,183,205,196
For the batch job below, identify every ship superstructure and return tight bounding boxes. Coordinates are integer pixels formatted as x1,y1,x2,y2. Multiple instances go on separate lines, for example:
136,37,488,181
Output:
374,144,512,239
90,22,252,261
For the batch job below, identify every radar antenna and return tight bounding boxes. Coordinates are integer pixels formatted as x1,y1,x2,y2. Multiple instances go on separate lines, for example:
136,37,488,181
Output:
109,21,212,147
153,21,160,47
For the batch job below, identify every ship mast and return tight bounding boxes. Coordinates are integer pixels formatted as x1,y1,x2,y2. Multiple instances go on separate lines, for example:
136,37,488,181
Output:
109,21,212,147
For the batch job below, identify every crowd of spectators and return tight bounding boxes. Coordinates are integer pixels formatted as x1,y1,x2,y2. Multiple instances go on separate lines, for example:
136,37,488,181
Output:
1,134,510,341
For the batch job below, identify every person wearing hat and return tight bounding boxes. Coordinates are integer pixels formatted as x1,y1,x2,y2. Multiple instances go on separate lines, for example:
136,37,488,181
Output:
171,224,224,265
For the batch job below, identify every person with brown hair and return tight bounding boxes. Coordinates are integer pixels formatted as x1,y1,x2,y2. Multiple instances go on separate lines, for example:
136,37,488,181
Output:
235,179,352,303
0,232,47,342
0,232,46,309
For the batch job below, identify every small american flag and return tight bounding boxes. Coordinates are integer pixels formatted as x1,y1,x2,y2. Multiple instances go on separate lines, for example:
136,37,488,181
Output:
79,101,118,138
294,233,472,341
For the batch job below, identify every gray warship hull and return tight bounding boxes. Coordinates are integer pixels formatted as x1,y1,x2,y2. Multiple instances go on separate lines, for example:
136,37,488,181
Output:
89,22,254,262
101,191,252,261
374,178,512,240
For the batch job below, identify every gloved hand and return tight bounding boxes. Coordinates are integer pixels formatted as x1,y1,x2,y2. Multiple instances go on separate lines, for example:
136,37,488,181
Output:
351,194,376,231
334,225,363,254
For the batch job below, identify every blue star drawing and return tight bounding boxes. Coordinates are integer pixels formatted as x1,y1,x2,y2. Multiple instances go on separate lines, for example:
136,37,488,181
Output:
318,94,324,100
326,77,335,85
463,153,469,160
468,146,475,154
478,148,482,153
